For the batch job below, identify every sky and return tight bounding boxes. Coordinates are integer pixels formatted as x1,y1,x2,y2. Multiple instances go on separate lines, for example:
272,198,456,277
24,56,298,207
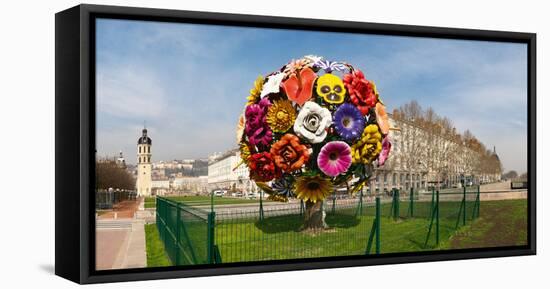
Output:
95,18,528,173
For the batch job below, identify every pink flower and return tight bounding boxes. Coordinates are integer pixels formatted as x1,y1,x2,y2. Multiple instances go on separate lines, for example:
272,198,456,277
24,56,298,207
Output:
377,136,391,166
245,98,272,147
317,141,352,177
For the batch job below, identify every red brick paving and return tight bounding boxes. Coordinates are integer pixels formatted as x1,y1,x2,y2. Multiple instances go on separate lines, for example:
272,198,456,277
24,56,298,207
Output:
98,198,142,219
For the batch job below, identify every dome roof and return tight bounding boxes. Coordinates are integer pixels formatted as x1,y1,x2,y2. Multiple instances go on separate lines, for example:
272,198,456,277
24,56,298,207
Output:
138,128,152,145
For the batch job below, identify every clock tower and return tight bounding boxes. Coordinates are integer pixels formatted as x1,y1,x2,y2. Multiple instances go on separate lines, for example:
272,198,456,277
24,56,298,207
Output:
136,127,152,196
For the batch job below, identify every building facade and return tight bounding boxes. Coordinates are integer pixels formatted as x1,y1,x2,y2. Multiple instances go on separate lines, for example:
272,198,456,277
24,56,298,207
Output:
207,114,502,196
136,127,152,196
370,115,501,193
207,149,258,194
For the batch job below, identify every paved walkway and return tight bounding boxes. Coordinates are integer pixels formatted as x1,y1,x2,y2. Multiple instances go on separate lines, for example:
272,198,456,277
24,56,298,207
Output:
98,198,142,219
96,198,147,270
96,219,147,270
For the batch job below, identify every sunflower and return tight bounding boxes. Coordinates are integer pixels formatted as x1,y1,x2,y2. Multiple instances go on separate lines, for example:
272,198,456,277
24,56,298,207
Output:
239,142,252,163
266,99,296,133
246,75,264,105
294,175,334,203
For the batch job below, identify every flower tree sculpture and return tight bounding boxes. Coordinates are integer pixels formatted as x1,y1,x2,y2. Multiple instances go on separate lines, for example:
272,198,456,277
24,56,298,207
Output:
236,55,391,230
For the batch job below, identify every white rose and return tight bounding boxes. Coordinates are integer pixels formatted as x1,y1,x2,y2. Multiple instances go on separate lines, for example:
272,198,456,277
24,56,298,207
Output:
293,101,332,143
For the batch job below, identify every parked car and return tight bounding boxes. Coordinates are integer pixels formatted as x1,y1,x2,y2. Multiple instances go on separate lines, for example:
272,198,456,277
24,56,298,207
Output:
213,190,226,197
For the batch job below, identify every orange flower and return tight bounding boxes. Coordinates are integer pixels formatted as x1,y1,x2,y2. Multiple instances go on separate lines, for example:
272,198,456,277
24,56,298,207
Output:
375,102,389,135
282,67,317,106
270,133,310,172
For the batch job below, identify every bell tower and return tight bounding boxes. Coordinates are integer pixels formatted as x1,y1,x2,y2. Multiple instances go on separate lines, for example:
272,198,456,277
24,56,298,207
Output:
136,126,152,196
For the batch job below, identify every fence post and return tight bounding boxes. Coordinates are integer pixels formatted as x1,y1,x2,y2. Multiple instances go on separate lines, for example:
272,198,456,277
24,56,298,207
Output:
210,191,214,213
332,193,336,214
207,211,216,264
259,190,264,221
436,190,440,245
395,189,400,220
300,199,304,216
477,185,480,218
376,196,381,254
428,187,435,220
356,189,364,216
409,187,414,217
175,205,181,265
390,189,394,218
463,186,466,226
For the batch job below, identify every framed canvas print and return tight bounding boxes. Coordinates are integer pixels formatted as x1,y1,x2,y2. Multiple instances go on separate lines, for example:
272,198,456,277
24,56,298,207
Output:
55,4,536,284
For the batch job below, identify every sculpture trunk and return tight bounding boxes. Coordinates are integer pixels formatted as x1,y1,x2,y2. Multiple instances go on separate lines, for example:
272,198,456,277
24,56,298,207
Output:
302,200,328,230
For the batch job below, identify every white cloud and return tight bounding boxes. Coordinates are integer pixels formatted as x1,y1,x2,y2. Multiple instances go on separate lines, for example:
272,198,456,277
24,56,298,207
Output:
96,64,166,119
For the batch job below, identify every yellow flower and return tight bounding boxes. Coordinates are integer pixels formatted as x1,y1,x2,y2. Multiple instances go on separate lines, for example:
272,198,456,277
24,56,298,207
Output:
239,142,252,163
267,194,288,202
350,178,367,195
294,175,334,203
255,181,274,193
247,75,264,105
266,99,296,133
350,124,383,164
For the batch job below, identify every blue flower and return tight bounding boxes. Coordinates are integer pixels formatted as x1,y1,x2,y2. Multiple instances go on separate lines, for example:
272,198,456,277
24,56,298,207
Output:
271,177,294,198
333,103,365,141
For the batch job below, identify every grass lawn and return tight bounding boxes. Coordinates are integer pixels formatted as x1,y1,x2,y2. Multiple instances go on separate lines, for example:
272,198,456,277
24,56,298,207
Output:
146,195,269,208
144,224,172,267
442,199,527,249
214,204,454,263
148,198,527,267
215,199,527,263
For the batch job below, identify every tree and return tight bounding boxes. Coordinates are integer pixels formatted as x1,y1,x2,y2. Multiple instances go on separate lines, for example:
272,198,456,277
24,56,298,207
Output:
392,101,426,189
520,172,528,180
96,159,136,191
503,170,518,180
390,101,503,188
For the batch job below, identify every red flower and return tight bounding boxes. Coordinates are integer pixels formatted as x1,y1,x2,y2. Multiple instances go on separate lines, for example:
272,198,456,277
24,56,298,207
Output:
343,70,377,115
248,152,281,182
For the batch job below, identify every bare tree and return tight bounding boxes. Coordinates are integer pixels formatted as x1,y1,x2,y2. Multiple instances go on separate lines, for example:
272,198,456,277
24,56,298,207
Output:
96,160,136,191
392,101,426,189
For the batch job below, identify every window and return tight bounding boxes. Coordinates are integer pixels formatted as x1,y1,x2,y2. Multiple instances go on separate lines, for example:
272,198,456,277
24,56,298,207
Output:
139,146,141,153
139,157,141,163
148,146,150,153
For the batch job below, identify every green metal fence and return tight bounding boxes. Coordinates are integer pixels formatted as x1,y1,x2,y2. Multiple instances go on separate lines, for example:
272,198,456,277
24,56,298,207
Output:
214,199,379,263
96,190,137,209
156,195,380,265
156,197,215,265
156,186,480,265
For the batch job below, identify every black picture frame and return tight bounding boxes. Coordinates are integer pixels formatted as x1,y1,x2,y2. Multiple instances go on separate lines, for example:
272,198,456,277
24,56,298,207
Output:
55,4,536,284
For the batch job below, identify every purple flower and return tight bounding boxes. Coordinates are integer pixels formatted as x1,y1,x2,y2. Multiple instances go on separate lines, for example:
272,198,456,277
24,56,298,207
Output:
313,59,348,73
333,103,365,141
377,136,391,166
317,141,352,177
245,98,272,147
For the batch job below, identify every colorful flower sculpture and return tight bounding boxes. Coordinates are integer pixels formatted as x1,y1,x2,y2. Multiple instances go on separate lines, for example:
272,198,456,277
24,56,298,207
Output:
237,56,392,202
